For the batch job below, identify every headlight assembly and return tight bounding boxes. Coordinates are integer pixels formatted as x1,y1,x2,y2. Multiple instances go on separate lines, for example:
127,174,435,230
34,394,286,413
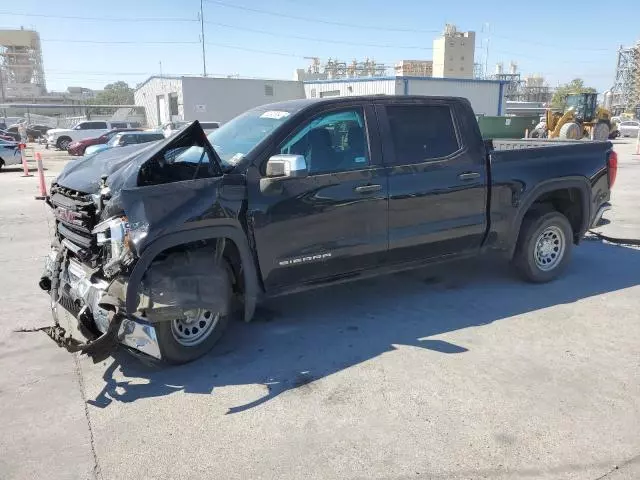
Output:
92,216,133,274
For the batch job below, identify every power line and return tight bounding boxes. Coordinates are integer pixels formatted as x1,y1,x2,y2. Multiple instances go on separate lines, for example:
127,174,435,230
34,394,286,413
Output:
0,10,198,22
204,0,440,33
43,39,199,45
205,20,433,50
205,41,308,58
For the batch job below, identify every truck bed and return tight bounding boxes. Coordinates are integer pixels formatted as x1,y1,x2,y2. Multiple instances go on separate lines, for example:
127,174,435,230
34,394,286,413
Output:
491,138,602,151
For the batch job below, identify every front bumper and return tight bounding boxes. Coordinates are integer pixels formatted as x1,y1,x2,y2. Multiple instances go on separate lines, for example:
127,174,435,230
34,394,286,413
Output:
41,248,161,360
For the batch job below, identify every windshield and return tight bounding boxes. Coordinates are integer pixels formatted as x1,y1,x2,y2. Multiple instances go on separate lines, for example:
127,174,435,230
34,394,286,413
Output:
107,135,121,147
206,107,294,165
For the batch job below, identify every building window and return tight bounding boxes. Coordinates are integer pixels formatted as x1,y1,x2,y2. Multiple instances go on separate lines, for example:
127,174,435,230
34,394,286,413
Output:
461,56,464,60
169,94,179,116
347,86,353,93
460,67,464,71
310,88,317,98
265,85,274,96
319,90,340,98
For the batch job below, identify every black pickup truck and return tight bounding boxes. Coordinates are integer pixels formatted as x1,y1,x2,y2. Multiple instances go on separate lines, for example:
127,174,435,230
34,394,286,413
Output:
39,96,616,363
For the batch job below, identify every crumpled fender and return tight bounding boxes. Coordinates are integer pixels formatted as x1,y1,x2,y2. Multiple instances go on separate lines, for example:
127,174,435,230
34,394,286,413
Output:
124,222,259,323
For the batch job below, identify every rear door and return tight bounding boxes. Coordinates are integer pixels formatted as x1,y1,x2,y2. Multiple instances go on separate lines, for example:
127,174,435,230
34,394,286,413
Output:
249,102,389,291
376,100,488,263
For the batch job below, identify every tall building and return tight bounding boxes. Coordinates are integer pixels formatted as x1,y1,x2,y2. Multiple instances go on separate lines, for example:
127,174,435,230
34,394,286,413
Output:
432,24,475,79
394,60,433,77
0,28,46,100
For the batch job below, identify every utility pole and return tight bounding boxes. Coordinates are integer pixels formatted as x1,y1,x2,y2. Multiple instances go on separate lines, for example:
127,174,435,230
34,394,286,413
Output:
200,0,207,77
483,23,490,80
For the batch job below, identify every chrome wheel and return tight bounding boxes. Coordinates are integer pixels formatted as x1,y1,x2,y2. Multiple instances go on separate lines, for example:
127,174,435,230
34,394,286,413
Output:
534,225,565,271
170,309,220,347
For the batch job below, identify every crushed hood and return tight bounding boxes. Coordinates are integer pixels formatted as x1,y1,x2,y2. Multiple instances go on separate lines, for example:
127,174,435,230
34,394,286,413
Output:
53,122,222,194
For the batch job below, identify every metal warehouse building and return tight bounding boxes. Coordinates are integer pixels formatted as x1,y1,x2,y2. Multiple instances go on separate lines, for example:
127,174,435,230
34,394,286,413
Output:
135,76,305,127
304,77,507,116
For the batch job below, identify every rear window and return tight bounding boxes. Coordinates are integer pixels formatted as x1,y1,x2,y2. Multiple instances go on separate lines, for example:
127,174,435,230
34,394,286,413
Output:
385,105,460,164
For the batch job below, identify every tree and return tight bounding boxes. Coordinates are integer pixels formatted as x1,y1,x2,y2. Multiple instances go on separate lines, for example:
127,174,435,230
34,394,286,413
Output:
91,81,134,105
551,78,597,110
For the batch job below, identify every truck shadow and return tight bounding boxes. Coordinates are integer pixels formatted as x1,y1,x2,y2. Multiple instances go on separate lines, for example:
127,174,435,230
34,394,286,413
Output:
88,239,640,412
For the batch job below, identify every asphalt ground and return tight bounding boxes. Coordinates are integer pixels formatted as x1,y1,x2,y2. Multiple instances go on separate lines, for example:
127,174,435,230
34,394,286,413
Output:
1,141,639,480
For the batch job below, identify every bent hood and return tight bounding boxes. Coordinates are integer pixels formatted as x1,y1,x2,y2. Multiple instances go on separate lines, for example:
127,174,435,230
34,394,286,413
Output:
54,121,222,194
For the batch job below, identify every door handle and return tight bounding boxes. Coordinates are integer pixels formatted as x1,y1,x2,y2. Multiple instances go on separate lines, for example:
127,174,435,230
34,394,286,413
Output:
458,172,481,181
354,184,382,194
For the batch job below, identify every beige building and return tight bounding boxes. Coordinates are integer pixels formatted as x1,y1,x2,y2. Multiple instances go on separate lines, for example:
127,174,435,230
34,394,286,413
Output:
394,60,433,77
432,24,475,79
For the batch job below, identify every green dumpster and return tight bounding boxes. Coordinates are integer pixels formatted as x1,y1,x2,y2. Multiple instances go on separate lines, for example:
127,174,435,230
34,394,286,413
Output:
477,116,540,139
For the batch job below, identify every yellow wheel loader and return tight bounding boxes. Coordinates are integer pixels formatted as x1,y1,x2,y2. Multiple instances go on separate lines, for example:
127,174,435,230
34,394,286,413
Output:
531,93,612,141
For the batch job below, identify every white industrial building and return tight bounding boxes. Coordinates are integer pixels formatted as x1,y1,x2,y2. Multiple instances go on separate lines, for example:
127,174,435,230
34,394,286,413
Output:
134,76,305,127
304,77,507,116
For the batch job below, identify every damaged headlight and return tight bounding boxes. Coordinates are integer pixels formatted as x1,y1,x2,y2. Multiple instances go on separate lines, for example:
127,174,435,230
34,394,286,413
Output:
92,216,134,275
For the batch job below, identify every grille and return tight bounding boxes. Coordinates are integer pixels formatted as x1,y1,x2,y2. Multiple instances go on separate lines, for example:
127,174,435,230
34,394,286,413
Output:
50,185,97,253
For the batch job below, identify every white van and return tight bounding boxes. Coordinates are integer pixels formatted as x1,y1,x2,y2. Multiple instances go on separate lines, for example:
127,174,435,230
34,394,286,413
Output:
46,120,142,150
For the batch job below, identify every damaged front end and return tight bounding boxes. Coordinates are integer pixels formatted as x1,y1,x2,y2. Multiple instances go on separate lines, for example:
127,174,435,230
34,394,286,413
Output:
38,121,237,362
39,187,161,361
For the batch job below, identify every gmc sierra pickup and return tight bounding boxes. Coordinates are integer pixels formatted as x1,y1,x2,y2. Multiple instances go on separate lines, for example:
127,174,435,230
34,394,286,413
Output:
39,96,616,364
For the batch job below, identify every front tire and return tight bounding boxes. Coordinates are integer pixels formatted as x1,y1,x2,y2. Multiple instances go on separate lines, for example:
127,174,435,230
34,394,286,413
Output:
56,136,72,150
513,211,573,283
155,309,230,364
559,122,581,140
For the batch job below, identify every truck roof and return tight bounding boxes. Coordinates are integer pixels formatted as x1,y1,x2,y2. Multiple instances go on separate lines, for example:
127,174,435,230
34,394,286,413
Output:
259,95,470,112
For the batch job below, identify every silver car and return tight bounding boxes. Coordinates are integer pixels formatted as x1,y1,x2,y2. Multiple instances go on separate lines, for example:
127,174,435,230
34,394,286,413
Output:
618,120,640,138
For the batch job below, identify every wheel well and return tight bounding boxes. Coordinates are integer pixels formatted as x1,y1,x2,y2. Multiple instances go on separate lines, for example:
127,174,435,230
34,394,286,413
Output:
152,237,243,294
529,187,584,237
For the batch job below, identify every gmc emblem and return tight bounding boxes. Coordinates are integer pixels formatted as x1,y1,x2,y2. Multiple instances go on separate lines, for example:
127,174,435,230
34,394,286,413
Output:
54,207,80,224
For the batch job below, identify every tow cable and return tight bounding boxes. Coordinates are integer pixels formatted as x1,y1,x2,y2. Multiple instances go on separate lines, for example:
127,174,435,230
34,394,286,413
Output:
586,230,640,247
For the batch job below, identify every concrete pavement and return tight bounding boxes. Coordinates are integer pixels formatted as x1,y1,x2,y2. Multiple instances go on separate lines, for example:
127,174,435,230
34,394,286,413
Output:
1,141,639,480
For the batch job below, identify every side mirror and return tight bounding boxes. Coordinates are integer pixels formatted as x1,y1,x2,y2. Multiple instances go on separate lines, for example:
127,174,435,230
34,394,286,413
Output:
265,154,308,178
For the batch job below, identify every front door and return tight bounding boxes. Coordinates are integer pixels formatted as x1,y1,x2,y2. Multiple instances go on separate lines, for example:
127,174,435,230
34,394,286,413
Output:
248,104,389,292
377,101,488,263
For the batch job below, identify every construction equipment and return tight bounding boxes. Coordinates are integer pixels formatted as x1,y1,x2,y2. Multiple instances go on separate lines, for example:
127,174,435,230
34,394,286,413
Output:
532,92,613,141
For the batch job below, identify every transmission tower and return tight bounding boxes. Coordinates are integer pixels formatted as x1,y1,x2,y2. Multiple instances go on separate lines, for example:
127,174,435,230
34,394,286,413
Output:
611,43,640,113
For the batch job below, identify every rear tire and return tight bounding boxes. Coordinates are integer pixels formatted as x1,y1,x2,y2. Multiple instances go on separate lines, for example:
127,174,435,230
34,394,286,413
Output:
513,211,573,283
559,122,581,140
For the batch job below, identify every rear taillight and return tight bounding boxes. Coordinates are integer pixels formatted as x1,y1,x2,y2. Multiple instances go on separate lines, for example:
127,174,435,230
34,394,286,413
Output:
607,151,618,189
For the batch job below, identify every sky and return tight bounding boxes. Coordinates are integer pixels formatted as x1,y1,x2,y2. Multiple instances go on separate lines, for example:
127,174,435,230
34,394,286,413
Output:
0,0,637,94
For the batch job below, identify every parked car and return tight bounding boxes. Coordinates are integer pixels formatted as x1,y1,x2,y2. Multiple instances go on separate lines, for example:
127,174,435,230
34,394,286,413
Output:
0,128,20,142
161,120,190,138
6,123,51,140
40,96,616,364
618,120,639,138
200,121,221,133
0,139,22,170
67,128,144,156
84,131,165,156
46,120,141,150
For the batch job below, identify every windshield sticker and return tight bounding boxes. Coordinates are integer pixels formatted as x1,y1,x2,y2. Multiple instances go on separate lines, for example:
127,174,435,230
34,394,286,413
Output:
260,111,290,120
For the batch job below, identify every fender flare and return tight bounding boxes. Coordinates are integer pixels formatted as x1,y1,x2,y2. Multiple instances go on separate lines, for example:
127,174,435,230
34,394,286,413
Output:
507,176,591,258
125,223,259,322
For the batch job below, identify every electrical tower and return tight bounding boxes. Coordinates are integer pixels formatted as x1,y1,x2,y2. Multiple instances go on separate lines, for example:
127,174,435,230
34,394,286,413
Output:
611,42,640,114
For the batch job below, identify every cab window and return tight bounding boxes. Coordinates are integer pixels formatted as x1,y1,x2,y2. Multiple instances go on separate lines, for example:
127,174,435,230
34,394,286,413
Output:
279,108,369,175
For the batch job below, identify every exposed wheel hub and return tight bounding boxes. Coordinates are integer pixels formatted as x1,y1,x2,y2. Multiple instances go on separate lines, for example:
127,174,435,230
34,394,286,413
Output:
534,226,565,271
170,309,220,347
